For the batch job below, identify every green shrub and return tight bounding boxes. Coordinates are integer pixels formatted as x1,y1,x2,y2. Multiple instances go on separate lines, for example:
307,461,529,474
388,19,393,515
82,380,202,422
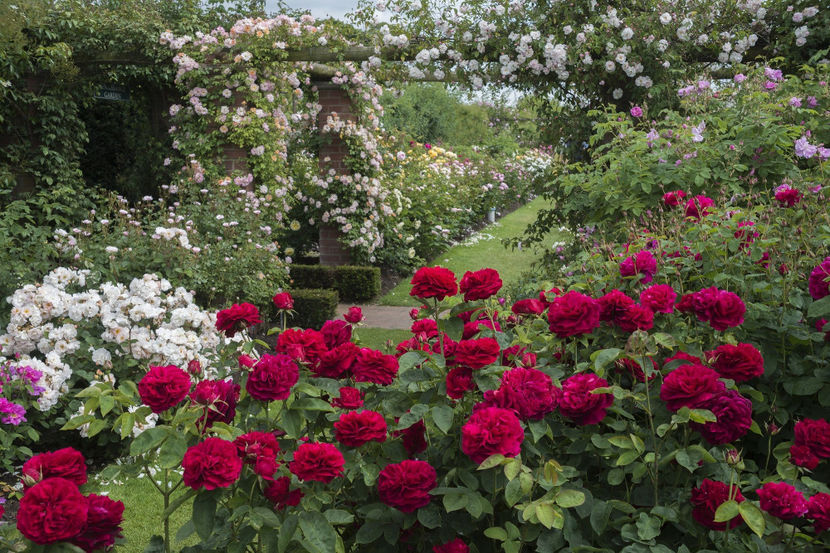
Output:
289,265,381,302
288,288,339,329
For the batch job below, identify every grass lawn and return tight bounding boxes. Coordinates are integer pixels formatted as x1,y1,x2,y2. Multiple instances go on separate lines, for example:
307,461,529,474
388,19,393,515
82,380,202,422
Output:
354,327,411,351
379,197,564,306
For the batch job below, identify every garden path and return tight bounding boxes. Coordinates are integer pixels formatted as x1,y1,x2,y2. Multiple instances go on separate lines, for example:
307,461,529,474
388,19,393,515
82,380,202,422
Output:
335,303,413,330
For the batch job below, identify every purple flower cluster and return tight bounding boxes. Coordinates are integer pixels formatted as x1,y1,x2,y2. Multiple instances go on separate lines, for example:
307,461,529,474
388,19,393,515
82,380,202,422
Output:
0,362,45,426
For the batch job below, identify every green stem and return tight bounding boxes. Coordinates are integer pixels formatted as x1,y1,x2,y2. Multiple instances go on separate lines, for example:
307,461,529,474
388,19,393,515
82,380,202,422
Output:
641,356,659,507
163,468,171,553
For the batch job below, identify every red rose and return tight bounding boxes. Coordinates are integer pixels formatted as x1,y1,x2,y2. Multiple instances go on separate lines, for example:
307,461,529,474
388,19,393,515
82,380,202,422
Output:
215,302,261,337
410,266,458,301
17,478,88,544
21,447,87,489
312,342,358,379
334,410,387,447
775,185,802,207
481,367,559,421
187,359,201,376
190,378,240,429
558,373,613,425
511,298,546,315
461,406,524,464
459,268,503,301
757,481,808,519
660,364,725,412
352,348,399,385
377,460,437,512
234,431,281,480
320,319,352,349
708,289,746,331
289,442,344,483
690,479,744,531
616,304,654,332
272,292,294,310
138,365,191,414
663,351,702,369
71,494,124,553
809,257,830,300
598,289,635,323
238,354,256,368
705,343,764,381
330,386,363,409
817,319,830,341
431,333,458,357
685,195,714,219
411,318,438,340
794,418,830,458
182,438,242,490
393,418,428,456
640,284,676,314
462,318,500,339
434,538,469,553
446,366,474,399
790,444,820,469
619,250,658,284
690,390,752,445
808,493,830,533
662,190,686,207
548,291,601,338
452,337,500,369
344,306,364,324
502,345,537,368
396,337,431,356
265,476,303,510
246,354,299,401
734,221,759,249
276,328,327,365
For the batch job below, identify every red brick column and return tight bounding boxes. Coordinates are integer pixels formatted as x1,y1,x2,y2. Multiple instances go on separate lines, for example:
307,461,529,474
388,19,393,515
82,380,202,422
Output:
220,92,250,184
316,82,354,266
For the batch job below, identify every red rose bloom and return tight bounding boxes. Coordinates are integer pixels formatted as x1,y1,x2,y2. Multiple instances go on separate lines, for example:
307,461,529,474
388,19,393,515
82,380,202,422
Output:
187,359,201,376
215,302,261,337
660,364,725,412
461,407,524,464
706,343,764,382
619,250,658,284
794,418,830,458
22,447,87,488
547,291,601,338
685,195,714,219
234,431,281,479
512,298,546,315
459,268,503,301
708,289,746,331
17,478,88,544
276,328,327,365
320,320,352,349
352,348,399,385
344,306,364,324
272,292,294,310
775,185,802,207
446,366,475,399
238,354,256,368
598,289,635,323
481,367,560,421
395,419,428,456
558,373,613,425
411,319,438,340
330,386,363,410
808,493,830,533
265,476,303,510
790,444,820,469
690,479,744,531
71,494,125,553
616,304,655,332
138,365,191,414
312,342,358,379
662,190,686,207
809,257,830,300
640,284,676,314
182,438,243,490
434,538,469,553
663,351,703,369
452,337,500,369
378,460,437,512
190,378,240,429
502,345,537,368
246,354,299,401
757,482,808,519
410,266,458,301
289,442,345,483
690,390,753,445
334,410,387,447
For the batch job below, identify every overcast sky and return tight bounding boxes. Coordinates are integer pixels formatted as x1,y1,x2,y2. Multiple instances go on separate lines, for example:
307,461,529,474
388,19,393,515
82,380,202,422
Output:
266,0,360,20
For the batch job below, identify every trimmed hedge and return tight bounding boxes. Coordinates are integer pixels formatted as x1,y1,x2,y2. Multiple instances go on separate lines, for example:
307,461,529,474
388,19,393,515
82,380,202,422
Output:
289,265,381,302
288,288,339,330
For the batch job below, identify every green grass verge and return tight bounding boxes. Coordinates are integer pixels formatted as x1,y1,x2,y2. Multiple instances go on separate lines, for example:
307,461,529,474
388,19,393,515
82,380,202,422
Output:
354,327,411,352
379,197,563,306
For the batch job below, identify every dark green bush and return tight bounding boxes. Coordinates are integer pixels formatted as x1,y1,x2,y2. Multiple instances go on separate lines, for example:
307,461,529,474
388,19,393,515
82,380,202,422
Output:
288,288,339,330
289,265,380,302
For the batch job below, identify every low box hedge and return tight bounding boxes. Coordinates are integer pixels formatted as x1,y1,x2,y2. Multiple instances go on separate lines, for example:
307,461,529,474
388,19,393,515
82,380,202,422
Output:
288,288,339,330
289,265,380,302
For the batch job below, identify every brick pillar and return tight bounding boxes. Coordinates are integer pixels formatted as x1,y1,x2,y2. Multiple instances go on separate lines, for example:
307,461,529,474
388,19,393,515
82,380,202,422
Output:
315,82,354,266
220,92,250,185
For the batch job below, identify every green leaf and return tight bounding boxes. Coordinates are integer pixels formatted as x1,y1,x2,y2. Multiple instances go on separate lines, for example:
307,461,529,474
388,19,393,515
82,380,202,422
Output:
142,536,165,553
635,513,662,541
299,511,338,553
592,348,622,371
504,458,521,481
535,503,563,530
291,398,335,412
98,395,115,416
278,515,299,553
739,502,766,538
162,489,197,520
87,419,108,438
443,492,468,512
477,454,505,470
192,493,217,541
713,500,740,522
504,478,523,507
129,427,168,456
324,509,354,525
554,489,585,508
417,503,442,528
158,434,187,469
398,351,426,371
355,521,384,544
616,450,640,466
484,527,508,541
808,295,830,318
431,404,453,434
